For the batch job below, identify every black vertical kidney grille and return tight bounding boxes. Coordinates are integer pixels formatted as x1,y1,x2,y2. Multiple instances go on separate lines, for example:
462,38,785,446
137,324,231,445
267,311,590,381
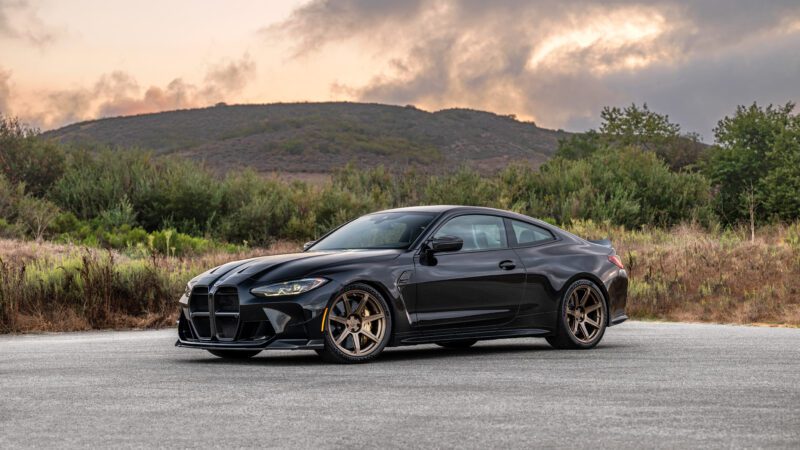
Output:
213,287,240,340
188,287,211,339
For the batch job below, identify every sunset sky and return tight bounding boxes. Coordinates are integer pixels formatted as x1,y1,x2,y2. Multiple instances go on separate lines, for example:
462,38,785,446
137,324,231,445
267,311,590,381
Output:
2,0,799,137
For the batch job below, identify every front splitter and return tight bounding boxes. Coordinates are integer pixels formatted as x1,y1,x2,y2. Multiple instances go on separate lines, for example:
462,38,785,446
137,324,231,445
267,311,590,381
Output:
175,338,324,351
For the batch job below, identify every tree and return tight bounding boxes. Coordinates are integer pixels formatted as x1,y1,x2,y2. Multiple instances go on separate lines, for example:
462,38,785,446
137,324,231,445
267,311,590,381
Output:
706,102,800,224
556,104,706,170
0,115,66,196
599,103,680,150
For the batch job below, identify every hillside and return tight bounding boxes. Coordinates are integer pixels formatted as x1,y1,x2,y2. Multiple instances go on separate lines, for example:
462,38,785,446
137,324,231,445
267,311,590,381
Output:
44,102,570,175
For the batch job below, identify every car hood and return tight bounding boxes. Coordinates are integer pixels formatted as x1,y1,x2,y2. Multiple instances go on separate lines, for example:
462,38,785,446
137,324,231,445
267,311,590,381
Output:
191,249,404,287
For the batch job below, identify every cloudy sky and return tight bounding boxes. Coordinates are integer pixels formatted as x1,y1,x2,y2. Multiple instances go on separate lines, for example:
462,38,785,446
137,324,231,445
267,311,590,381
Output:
2,0,799,138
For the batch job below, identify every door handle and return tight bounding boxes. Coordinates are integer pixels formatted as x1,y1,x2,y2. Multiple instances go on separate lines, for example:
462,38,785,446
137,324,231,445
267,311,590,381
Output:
499,260,516,270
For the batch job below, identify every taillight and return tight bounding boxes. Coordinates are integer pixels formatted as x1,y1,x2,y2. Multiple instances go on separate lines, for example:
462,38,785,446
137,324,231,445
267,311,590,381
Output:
608,255,624,269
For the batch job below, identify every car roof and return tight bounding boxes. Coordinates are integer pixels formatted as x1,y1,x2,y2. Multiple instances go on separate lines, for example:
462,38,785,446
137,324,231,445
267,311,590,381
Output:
373,205,501,214
374,205,566,232
369,205,582,246
374,205,545,221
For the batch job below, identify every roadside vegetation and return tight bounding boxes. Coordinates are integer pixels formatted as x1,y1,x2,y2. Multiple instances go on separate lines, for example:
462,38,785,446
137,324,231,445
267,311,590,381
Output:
0,101,798,332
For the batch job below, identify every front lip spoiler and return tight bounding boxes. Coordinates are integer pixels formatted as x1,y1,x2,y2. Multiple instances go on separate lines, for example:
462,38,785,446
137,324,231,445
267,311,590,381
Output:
175,338,324,351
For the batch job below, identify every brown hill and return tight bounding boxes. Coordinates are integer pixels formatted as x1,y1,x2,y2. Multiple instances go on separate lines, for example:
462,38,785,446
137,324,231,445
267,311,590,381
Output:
44,102,570,175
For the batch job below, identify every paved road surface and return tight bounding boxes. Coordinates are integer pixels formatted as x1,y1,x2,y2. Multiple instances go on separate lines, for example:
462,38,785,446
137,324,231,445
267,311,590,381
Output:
2,321,799,448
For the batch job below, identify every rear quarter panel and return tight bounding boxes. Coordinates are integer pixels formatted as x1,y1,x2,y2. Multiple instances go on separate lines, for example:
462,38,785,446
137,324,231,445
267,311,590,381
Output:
512,239,627,328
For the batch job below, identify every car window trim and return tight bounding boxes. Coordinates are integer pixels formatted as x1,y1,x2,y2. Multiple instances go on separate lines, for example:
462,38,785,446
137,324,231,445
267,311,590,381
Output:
504,218,560,249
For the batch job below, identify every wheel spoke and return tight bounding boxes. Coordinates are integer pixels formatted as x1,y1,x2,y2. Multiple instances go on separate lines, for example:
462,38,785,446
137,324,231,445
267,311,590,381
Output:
353,334,362,354
584,303,601,313
579,289,590,306
329,315,348,325
335,329,349,345
362,328,379,343
355,294,368,315
566,309,577,317
361,313,384,323
580,322,590,339
584,317,599,328
570,318,578,334
342,297,352,315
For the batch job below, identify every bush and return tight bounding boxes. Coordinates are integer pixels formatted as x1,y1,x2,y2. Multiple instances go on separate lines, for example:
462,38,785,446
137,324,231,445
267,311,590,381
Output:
218,171,293,245
498,147,713,228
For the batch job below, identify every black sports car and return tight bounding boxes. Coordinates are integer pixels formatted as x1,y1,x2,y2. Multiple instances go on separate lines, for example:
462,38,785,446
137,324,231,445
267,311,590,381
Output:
176,205,628,363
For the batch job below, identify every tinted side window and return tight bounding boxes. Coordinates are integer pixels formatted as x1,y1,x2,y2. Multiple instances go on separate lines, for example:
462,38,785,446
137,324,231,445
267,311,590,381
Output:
434,215,507,251
511,220,554,246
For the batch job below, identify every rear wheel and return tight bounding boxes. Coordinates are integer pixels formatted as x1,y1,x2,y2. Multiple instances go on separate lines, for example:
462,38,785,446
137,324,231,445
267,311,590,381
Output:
546,279,607,349
435,340,478,349
207,349,261,359
320,283,392,363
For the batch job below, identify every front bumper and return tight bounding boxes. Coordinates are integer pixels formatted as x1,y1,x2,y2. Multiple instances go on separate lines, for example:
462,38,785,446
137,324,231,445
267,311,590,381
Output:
175,335,323,351
175,281,338,351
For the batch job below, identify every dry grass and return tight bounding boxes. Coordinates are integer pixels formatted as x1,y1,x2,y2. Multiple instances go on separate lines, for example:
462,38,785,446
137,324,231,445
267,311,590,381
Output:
2,224,799,334
568,221,800,326
0,241,300,333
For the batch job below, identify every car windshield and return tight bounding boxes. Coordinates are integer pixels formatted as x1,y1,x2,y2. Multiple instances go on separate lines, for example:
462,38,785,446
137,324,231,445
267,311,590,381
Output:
310,212,436,250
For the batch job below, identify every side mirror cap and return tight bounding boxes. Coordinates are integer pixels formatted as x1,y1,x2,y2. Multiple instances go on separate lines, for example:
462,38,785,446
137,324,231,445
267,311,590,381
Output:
427,236,463,253
303,241,316,251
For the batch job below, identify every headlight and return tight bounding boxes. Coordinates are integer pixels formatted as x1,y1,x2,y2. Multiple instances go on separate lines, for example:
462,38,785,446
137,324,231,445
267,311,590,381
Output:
251,278,328,297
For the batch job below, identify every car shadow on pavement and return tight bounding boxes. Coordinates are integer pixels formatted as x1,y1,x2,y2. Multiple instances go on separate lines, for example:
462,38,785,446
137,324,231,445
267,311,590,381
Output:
176,340,630,367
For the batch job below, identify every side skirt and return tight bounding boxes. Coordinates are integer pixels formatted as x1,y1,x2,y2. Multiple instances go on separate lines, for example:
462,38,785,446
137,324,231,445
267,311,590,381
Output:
610,314,629,326
393,328,550,346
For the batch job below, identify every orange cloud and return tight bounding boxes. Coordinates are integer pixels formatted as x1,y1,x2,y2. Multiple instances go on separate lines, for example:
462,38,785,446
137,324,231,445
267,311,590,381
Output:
20,55,255,128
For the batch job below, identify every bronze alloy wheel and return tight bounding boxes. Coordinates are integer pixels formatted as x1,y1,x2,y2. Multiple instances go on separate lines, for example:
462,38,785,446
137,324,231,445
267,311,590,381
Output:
546,279,607,349
326,289,387,358
565,284,606,344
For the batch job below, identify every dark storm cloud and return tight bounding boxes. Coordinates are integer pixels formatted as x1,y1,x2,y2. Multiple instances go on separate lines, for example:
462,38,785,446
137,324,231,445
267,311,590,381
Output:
276,0,800,136
265,0,427,55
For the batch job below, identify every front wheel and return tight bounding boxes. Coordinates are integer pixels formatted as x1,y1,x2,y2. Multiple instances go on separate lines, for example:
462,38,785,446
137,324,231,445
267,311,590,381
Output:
546,279,607,349
319,283,392,364
207,349,261,359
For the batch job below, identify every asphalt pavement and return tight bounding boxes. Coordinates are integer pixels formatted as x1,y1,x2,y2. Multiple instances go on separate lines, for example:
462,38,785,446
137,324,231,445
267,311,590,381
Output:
1,321,799,448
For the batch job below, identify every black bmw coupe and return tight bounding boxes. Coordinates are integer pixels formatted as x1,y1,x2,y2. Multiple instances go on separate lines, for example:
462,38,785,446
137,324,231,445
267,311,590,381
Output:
177,205,628,363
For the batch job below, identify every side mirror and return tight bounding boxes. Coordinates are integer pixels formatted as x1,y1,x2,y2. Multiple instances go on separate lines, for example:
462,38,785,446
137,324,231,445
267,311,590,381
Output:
303,241,316,251
427,236,463,253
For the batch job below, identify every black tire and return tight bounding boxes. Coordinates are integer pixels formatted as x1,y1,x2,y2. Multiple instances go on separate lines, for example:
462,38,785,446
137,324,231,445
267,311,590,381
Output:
435,339,478,349
207,349,262,359
320,283,392,364
546,279,607,350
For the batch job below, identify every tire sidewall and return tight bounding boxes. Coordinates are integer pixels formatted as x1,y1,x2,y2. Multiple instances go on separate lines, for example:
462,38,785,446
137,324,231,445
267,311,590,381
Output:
322,283,392,363
558,279,607,349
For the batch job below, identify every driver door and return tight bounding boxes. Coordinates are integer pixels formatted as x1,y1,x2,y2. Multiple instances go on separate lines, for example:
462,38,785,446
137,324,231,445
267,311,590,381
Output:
410,214,525,329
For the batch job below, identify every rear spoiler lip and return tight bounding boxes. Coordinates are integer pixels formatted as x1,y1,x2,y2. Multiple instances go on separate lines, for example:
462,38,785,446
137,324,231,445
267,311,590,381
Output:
588,238,612,248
